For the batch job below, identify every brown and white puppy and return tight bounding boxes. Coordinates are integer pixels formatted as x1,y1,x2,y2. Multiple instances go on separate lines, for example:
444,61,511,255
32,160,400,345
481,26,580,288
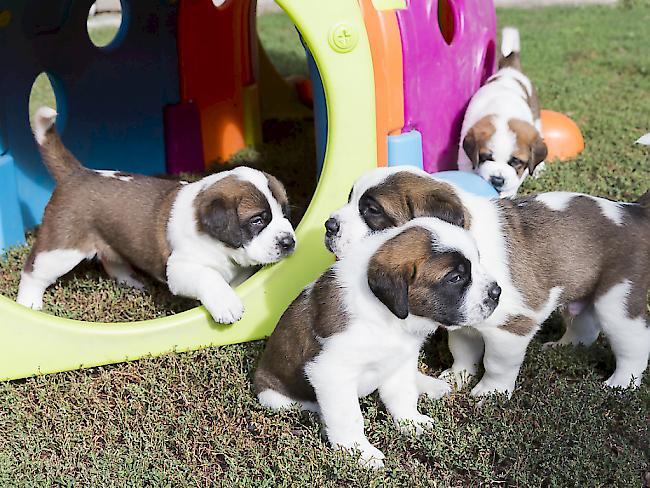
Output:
17,107,296,323
255,218,500,468
326,166,650,396
458,27,547,197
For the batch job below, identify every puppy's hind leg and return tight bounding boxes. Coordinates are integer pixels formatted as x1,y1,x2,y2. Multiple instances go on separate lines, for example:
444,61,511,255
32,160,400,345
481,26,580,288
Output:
544,304,601,349
257,389,319,413
594,281,650,389
17,248,92,310
99,254,145,290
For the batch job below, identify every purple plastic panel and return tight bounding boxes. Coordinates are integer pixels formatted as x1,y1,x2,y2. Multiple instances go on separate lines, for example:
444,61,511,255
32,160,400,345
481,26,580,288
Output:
396,0,496,173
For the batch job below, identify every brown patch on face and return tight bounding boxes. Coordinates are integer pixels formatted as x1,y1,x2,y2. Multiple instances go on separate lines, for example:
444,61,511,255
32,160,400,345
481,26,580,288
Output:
254,269,348,403
359,172,470,231
462,116,496,170
263,172,290,218
508,119,547,175
499,315,536,336
194,176,271,248
367,227,471,325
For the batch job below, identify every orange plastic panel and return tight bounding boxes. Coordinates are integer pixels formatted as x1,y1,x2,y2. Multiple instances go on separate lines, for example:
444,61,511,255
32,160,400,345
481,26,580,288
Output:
178,0,253,165
358,0,405,167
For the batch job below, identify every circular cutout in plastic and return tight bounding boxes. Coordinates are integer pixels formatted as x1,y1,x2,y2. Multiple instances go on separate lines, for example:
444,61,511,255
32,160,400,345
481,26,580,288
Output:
29,72,58,131
438,0,455,45
87,0,124,48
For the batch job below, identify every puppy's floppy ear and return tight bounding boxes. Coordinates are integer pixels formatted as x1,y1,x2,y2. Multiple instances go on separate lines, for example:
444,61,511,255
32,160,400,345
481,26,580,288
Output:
199,197,243,248
529,136,548,174
367,230,422,319
462,129,479,170
368,257,410,319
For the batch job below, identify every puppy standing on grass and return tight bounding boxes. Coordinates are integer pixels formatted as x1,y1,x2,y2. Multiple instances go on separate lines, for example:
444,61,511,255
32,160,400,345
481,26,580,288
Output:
459,27,547,197
17,107,296,323
255,218,501,468
325,166,650,396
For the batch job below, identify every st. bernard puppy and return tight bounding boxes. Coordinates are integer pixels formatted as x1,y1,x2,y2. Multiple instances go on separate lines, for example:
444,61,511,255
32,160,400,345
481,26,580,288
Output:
458,27,547,197
255,218,501,468
17,107,296,324
325,166,650,396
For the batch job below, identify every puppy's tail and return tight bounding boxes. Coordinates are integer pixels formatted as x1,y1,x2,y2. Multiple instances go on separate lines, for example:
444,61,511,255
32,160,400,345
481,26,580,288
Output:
32,107,83,183
499,27,522,70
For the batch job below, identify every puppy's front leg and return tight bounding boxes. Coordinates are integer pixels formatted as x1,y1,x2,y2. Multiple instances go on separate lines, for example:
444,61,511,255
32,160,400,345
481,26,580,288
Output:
166,254,244,324
439,327,485,388
471,325,534,398
310,370,384,468
380,356,446,436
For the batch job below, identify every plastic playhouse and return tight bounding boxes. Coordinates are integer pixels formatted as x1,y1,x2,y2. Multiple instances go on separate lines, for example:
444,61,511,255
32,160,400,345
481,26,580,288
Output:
0,0,496,380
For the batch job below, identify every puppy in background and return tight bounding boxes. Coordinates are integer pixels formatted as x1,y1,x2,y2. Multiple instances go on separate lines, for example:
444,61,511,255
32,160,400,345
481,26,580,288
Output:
459,27,547,197
17,107,296,323
255,218,501,468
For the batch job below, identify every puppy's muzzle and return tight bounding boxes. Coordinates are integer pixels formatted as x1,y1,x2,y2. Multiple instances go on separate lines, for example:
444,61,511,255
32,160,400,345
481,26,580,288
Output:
489,175,505,190
277,234,296,255
324,217,340,252
324,217,340,237
484,282,501,312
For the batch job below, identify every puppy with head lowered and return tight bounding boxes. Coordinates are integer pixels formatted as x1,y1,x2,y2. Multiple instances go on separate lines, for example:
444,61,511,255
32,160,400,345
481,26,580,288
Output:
458,27,547,197
326,166,650,396
255,218,501,468
17,107,296,323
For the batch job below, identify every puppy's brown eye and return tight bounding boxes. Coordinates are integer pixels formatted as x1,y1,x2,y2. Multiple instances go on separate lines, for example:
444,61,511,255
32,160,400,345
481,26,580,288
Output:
509,157,524,168
249,212,268,227
364,205,382,216
479,153,493,164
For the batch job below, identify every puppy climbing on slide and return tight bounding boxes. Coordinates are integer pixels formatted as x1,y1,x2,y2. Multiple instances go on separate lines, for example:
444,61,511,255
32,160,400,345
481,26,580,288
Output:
17,107,297,324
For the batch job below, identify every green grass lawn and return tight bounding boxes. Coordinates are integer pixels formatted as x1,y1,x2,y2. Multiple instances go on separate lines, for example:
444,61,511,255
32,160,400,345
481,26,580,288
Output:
2,4,650,486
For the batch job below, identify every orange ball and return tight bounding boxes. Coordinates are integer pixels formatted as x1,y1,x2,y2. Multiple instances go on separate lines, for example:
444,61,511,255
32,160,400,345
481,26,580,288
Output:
540,110,585,161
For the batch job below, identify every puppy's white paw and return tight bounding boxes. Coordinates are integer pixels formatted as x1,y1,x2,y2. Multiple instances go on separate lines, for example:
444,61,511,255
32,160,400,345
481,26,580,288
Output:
337,441,385,469
355,443,386,469
17,295,43,311
117,275,146,291
417,373,452,399
470,380,513,399
604,373,640,390
201,289,244,324
17,278,44,310
397,413,434,437
439,367,475,389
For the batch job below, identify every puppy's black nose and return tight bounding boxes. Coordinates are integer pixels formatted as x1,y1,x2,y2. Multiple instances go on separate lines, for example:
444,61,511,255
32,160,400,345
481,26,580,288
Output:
488,283,502,302
489,176,505,189
325,218,340,236
278,235,295,253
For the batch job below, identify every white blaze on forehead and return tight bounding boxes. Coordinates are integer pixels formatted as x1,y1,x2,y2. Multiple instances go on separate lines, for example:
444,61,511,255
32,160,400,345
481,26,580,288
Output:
487,116,518,164
230,166,283,216
536,192,625,226
95,170,133,182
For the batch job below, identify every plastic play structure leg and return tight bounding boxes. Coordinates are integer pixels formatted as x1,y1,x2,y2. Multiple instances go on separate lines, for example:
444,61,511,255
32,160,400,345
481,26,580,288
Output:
0,154,25,250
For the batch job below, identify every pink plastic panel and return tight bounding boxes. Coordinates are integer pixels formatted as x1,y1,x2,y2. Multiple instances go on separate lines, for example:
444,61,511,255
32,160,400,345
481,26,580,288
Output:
396,0,496,172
